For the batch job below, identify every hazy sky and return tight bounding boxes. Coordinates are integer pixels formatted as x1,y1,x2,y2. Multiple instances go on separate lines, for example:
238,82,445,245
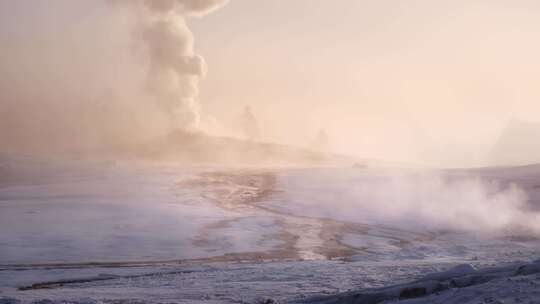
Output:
191,0,540,166
2,1,540,166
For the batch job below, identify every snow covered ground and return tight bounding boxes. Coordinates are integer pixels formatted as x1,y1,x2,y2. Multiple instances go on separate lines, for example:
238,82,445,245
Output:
1,155,540,303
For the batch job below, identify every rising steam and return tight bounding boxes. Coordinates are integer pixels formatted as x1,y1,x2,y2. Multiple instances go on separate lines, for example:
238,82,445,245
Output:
280,168,540,235
118,0,229,129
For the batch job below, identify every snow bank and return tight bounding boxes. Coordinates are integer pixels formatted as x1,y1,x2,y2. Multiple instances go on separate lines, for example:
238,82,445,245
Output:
294,260,540,304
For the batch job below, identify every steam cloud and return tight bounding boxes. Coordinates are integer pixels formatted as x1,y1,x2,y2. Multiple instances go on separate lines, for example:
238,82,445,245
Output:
281,169,540,235
361,175,535,234
120,0,229,129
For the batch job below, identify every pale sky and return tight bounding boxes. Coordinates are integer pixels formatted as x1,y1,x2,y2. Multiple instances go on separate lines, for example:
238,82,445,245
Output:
191,0,540,166
2,1,540,167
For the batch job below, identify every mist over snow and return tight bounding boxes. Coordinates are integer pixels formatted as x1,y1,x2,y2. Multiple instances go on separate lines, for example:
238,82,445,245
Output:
274,167,540,235
3,2,540,302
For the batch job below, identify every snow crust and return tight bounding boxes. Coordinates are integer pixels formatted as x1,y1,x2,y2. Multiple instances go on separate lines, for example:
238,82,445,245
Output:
2,156,540,303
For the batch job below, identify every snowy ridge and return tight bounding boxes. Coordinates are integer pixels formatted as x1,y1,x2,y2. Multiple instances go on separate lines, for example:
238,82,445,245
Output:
291,260,540,303
2,259,540,303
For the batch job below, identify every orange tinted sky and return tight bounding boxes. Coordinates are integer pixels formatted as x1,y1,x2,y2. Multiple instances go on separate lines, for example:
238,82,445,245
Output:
2,0,540,166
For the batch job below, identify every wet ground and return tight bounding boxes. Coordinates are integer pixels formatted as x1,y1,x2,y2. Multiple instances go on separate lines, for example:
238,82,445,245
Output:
2,160,540,303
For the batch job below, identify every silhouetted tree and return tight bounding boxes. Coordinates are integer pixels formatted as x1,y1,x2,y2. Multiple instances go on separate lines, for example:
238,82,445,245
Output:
240,106,260,141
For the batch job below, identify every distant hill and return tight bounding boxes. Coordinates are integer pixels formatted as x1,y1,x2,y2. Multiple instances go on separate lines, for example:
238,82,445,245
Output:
108,129,355,166
490,119,540,166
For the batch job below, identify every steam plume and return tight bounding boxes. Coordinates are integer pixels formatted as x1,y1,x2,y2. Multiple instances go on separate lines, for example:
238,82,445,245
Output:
121,0,228,130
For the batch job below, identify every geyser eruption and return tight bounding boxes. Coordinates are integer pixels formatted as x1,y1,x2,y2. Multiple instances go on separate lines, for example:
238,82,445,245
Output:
122,0,229,130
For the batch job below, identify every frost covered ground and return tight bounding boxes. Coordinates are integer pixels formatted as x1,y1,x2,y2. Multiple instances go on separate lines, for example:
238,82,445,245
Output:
1,155,540,303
